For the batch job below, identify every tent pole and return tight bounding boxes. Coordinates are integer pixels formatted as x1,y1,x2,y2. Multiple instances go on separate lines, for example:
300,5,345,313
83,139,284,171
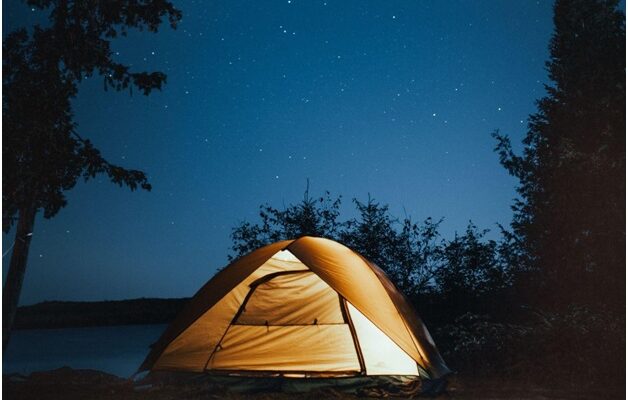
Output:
339,296,366,375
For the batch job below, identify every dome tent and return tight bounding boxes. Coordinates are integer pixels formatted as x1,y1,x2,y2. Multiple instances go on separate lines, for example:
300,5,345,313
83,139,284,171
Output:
139,236,450,381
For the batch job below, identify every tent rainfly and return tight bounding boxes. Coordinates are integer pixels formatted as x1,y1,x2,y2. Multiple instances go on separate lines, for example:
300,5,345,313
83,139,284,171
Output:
140,236,450,379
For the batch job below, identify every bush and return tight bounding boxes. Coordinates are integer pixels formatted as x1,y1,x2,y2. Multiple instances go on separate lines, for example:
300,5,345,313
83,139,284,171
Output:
433,306,625,389
434,313,531,375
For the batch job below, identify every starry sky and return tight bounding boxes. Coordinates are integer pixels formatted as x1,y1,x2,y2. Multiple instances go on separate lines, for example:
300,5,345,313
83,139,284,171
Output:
4,1,556,305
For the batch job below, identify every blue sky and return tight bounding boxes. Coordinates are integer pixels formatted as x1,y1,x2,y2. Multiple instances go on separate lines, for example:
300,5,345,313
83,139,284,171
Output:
4,0,555,304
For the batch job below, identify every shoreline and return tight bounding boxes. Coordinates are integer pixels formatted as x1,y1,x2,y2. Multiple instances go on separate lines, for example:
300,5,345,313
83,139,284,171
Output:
14,298,188,330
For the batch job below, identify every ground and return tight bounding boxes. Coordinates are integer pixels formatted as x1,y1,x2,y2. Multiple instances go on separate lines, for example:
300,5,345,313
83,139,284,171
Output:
3,368,623,400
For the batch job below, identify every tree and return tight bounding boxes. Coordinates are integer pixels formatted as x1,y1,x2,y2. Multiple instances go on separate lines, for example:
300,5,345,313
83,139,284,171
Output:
434,223,513,317
493,0,625,311
340,197,442,297
339,197,398,273
2,0,182,349
230,186,342,259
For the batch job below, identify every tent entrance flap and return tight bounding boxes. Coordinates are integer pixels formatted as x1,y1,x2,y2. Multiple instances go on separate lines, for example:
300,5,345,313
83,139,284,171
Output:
207,269,361,373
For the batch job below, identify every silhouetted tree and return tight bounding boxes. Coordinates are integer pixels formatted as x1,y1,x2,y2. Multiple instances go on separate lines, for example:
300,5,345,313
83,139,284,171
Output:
339,196,398,273
230,187,343,259
390,216,443,296
3,0,182,349
340,197,443,297
493,0,625,311
434,223,514,317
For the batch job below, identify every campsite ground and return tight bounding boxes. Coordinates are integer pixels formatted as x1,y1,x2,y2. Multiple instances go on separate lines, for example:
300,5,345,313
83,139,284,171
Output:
3,368,623,400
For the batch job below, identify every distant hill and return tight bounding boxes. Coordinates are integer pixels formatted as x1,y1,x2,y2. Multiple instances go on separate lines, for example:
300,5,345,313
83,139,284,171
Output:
14,298,190,329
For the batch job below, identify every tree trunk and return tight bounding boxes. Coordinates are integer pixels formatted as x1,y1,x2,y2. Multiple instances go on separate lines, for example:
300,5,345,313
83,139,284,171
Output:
3,206,36,351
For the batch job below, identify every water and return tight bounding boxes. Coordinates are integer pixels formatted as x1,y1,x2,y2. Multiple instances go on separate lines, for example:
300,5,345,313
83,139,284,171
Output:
3,324,167,378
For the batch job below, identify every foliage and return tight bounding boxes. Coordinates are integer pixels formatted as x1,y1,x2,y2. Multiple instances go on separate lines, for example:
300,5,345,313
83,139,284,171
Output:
339,197,444,297
434,313,532,373
492,0,625,311
2,0,182,350
3,0,182,230
230,189,515,312
426,223,515,319
436,223,512,298
230,189,342,260
435,306,625,388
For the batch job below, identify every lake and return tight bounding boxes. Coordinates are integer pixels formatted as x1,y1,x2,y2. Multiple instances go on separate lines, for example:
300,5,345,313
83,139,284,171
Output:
3,324,167,378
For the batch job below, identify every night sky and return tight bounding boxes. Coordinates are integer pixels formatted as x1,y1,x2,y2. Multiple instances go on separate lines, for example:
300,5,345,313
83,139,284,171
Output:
4,1,555,305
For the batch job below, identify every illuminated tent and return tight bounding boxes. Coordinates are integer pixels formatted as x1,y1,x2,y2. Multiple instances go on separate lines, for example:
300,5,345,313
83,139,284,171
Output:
140,236,450,379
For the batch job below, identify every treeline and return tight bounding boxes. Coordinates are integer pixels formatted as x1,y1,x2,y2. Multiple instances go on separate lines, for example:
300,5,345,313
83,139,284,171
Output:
14,298,189,330
231,192,518,323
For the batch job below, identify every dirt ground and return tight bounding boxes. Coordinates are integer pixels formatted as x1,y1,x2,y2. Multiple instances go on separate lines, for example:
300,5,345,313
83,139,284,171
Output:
3,368,623,400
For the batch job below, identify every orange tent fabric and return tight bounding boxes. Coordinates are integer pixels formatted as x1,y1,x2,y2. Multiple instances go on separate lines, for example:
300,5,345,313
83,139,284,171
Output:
139,237,450,379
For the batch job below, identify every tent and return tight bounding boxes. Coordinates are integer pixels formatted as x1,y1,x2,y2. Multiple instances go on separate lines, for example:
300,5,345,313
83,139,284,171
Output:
139,236,450,380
